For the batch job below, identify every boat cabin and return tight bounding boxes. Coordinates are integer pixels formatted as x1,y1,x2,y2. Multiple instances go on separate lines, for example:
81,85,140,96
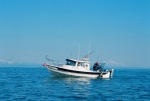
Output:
65,59,90,71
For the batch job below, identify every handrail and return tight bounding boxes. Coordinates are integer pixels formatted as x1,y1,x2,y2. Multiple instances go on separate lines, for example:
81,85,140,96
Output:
45,55,62,66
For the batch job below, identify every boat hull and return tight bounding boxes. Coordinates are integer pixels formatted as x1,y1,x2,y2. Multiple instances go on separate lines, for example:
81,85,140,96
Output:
47,65,112,78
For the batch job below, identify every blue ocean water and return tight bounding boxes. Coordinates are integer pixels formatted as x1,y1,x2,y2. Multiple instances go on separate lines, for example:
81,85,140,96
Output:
0,67,150,101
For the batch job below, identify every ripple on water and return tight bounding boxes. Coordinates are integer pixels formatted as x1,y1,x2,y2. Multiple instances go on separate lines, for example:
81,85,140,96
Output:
0,67,150,101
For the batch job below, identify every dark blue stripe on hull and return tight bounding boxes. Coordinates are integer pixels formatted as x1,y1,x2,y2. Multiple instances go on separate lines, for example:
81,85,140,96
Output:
50,66,101,75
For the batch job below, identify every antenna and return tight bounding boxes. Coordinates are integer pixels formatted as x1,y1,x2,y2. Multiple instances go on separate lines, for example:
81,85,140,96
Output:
78,44,80,60
88,38,91,58
81,50,96,61
97,55,100,62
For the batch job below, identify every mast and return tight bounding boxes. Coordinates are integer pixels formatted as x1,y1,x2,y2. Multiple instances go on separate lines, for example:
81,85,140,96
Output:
88,38,91,59
78,44,80,60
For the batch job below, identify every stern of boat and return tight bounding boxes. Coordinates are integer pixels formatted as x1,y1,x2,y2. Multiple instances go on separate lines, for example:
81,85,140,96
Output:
100,69,114,79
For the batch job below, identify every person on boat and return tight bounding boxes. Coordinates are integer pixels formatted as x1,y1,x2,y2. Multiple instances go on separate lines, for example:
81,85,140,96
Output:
93,62,99,71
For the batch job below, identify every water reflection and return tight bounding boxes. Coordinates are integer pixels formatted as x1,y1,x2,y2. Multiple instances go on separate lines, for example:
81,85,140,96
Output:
46,75,111,85
46,76,92,86
64,77,91,84
64,77,92,99
43,76,94,100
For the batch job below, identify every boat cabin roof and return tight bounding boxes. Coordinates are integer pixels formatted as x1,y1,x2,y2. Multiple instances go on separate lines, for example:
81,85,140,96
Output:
66,59,90,64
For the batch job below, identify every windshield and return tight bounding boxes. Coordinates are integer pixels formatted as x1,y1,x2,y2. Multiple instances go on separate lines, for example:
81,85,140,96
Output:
66,60,76,66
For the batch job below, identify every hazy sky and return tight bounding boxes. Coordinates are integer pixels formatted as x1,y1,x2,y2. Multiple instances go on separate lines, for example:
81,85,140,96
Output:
0,0,150,67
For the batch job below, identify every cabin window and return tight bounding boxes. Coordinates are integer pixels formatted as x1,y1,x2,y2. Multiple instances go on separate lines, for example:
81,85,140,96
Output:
77,62,85,67
66,60,76,66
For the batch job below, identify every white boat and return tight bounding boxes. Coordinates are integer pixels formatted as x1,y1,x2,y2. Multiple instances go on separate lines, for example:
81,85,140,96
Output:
43,54,114,79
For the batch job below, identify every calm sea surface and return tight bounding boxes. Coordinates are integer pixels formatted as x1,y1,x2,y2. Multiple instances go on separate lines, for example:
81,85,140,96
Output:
0,67,150,101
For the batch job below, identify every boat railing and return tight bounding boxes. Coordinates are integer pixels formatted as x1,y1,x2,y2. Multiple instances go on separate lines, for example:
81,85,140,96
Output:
46,55,62,66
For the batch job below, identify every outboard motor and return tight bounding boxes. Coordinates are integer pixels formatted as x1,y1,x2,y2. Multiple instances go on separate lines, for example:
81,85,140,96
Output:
110,69,114,77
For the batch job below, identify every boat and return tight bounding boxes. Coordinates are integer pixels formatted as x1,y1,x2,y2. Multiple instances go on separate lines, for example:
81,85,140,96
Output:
43,53,114,79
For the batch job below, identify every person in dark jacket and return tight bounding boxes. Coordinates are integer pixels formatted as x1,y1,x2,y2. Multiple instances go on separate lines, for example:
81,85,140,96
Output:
93,62,99,71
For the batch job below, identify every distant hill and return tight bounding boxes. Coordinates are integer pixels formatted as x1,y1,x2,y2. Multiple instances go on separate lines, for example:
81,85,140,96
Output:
0,59,42,67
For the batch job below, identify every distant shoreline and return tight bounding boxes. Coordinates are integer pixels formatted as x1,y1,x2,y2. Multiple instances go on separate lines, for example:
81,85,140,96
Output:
0,64,43,68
